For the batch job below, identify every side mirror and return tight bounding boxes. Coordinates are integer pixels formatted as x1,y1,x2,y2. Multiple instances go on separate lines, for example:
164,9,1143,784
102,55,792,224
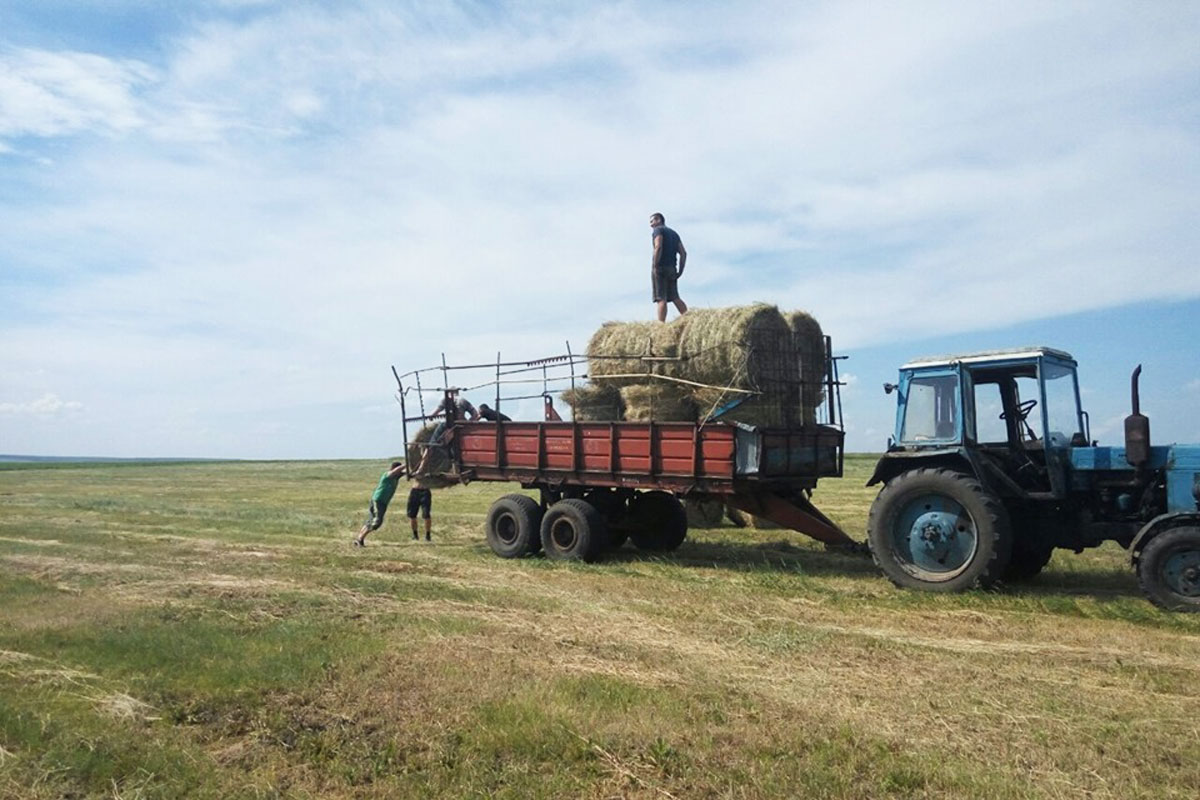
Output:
883,382,898,395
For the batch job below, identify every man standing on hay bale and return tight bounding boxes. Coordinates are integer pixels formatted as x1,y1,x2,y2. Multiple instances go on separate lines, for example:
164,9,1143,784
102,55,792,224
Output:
649,212,688,322
353,460,407,547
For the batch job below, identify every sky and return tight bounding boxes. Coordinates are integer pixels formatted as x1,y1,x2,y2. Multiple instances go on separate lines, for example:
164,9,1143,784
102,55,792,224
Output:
1,0,1198,459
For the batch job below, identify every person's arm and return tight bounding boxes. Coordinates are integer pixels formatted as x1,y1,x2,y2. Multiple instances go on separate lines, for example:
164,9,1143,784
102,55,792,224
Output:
677,240,687,278
652,232,662,270
387,464,406,478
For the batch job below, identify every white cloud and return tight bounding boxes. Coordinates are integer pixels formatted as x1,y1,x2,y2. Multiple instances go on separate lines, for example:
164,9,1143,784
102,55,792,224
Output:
0,47,154,139
0,1,1198,457
0,393,84,417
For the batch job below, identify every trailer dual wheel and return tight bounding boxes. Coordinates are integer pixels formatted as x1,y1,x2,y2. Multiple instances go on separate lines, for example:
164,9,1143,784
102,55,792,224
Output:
541,499,608,563
485,494,543,558
1137,526,1200,612
868,468,1012,592
629,491,688,552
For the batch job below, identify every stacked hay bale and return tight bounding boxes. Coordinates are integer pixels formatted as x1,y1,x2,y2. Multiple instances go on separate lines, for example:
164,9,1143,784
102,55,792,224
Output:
561,384,624,421
582,304,824,428
619,384,696,421
786,310,826,419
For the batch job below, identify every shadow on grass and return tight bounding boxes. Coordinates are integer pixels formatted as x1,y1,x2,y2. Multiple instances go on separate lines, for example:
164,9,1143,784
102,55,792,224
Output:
604,537,880,578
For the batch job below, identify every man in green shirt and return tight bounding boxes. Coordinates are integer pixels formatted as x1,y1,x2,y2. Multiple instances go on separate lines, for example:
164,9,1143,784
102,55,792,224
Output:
354,461,406,546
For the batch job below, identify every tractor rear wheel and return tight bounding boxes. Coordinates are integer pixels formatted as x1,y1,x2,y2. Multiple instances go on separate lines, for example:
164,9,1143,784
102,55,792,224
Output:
485,494,542,558
540,499,608,562
868,468,1012,592
629,491,688,552
1137,526,1200,612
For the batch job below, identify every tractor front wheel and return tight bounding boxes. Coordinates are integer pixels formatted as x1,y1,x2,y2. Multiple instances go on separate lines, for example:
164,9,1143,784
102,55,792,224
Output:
1137,526,1200,612
868,468,1012,592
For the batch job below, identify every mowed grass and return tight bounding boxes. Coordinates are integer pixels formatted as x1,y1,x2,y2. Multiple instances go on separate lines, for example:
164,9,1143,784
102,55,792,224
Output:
1,456,1198,799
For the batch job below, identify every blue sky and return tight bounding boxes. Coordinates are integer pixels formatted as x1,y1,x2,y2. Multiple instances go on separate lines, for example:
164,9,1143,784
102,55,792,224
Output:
1,0,1198,458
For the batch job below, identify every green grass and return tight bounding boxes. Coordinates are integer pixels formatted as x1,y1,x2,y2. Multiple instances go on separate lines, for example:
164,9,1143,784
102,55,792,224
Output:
1,456,1198,798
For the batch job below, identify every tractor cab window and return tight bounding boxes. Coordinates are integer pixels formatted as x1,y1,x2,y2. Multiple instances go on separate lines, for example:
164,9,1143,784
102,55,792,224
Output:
900,374,959,443
1042,362,1082,446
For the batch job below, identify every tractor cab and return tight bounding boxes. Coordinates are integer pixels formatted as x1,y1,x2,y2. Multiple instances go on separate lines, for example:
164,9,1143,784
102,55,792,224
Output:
877,347,1086,499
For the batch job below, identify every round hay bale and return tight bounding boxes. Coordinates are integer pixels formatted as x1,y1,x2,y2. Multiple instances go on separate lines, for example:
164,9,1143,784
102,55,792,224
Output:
685,497,726,528
586,319,683,387
619,383,696,422
786,309,825,423
561,384,624,421
724,506,780,529
407,423,455,485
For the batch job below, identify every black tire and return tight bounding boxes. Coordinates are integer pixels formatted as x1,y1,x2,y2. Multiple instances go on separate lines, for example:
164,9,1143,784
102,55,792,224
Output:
485,494,543,558
867,468,1012,592
629,491,688,552
1002,540,1054,582
540,499,608,562
1137,526,1200,612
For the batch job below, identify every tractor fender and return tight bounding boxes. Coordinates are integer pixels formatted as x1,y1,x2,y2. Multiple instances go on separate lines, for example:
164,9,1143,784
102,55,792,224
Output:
867,449,975,488
1129,512,1200,566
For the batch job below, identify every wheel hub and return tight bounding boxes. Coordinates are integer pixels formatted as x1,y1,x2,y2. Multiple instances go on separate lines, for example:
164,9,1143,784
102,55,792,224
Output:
1164,551,1200,597
891,491,980,580
914,513,958,561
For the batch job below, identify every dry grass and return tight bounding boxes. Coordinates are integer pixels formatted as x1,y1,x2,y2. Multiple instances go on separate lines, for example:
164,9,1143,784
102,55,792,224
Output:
1,457,1198,799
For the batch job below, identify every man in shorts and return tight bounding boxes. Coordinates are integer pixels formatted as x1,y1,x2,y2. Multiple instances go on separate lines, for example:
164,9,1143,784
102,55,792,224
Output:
650,212,688,322
406,477,433,541
354,461,406,546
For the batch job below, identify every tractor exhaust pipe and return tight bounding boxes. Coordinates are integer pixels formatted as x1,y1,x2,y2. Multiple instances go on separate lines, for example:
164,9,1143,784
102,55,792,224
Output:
1124,365,1150,467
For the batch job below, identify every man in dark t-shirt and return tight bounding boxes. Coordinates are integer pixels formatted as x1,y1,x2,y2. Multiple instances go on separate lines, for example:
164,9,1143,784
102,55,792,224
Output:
649,212,688,322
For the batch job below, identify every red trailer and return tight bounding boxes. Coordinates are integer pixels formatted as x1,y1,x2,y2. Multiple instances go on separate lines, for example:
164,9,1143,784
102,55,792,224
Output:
393,343,860,562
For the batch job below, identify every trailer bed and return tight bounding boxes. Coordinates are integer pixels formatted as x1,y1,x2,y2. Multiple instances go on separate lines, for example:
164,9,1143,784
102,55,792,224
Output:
453,419,844,495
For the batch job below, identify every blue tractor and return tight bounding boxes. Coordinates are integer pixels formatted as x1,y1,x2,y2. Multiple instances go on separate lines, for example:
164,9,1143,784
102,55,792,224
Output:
866,347,1200,610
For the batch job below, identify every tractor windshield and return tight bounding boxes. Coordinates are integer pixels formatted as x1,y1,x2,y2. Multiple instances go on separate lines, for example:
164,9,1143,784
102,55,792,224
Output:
1042,361,1082,446
900,374,959,443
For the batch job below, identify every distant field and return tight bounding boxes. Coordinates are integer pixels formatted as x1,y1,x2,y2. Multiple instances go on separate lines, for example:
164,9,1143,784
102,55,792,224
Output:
1,456,1197,799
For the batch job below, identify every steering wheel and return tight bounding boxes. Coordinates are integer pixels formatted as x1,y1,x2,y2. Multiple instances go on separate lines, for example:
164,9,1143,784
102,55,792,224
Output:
1000,399,1038,439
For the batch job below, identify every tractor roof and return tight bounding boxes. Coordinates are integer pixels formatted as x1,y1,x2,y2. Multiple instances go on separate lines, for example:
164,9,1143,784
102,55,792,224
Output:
902,346,1076,370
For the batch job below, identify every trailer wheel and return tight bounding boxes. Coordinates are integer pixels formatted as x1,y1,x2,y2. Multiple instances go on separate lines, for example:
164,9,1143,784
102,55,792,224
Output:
540,499,608,563
630,491,688,552
1137,526,1200,612
868,468,1011,592
485,494,543,558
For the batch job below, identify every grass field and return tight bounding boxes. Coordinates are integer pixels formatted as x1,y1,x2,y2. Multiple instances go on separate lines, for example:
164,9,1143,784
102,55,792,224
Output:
1,455,1198,799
